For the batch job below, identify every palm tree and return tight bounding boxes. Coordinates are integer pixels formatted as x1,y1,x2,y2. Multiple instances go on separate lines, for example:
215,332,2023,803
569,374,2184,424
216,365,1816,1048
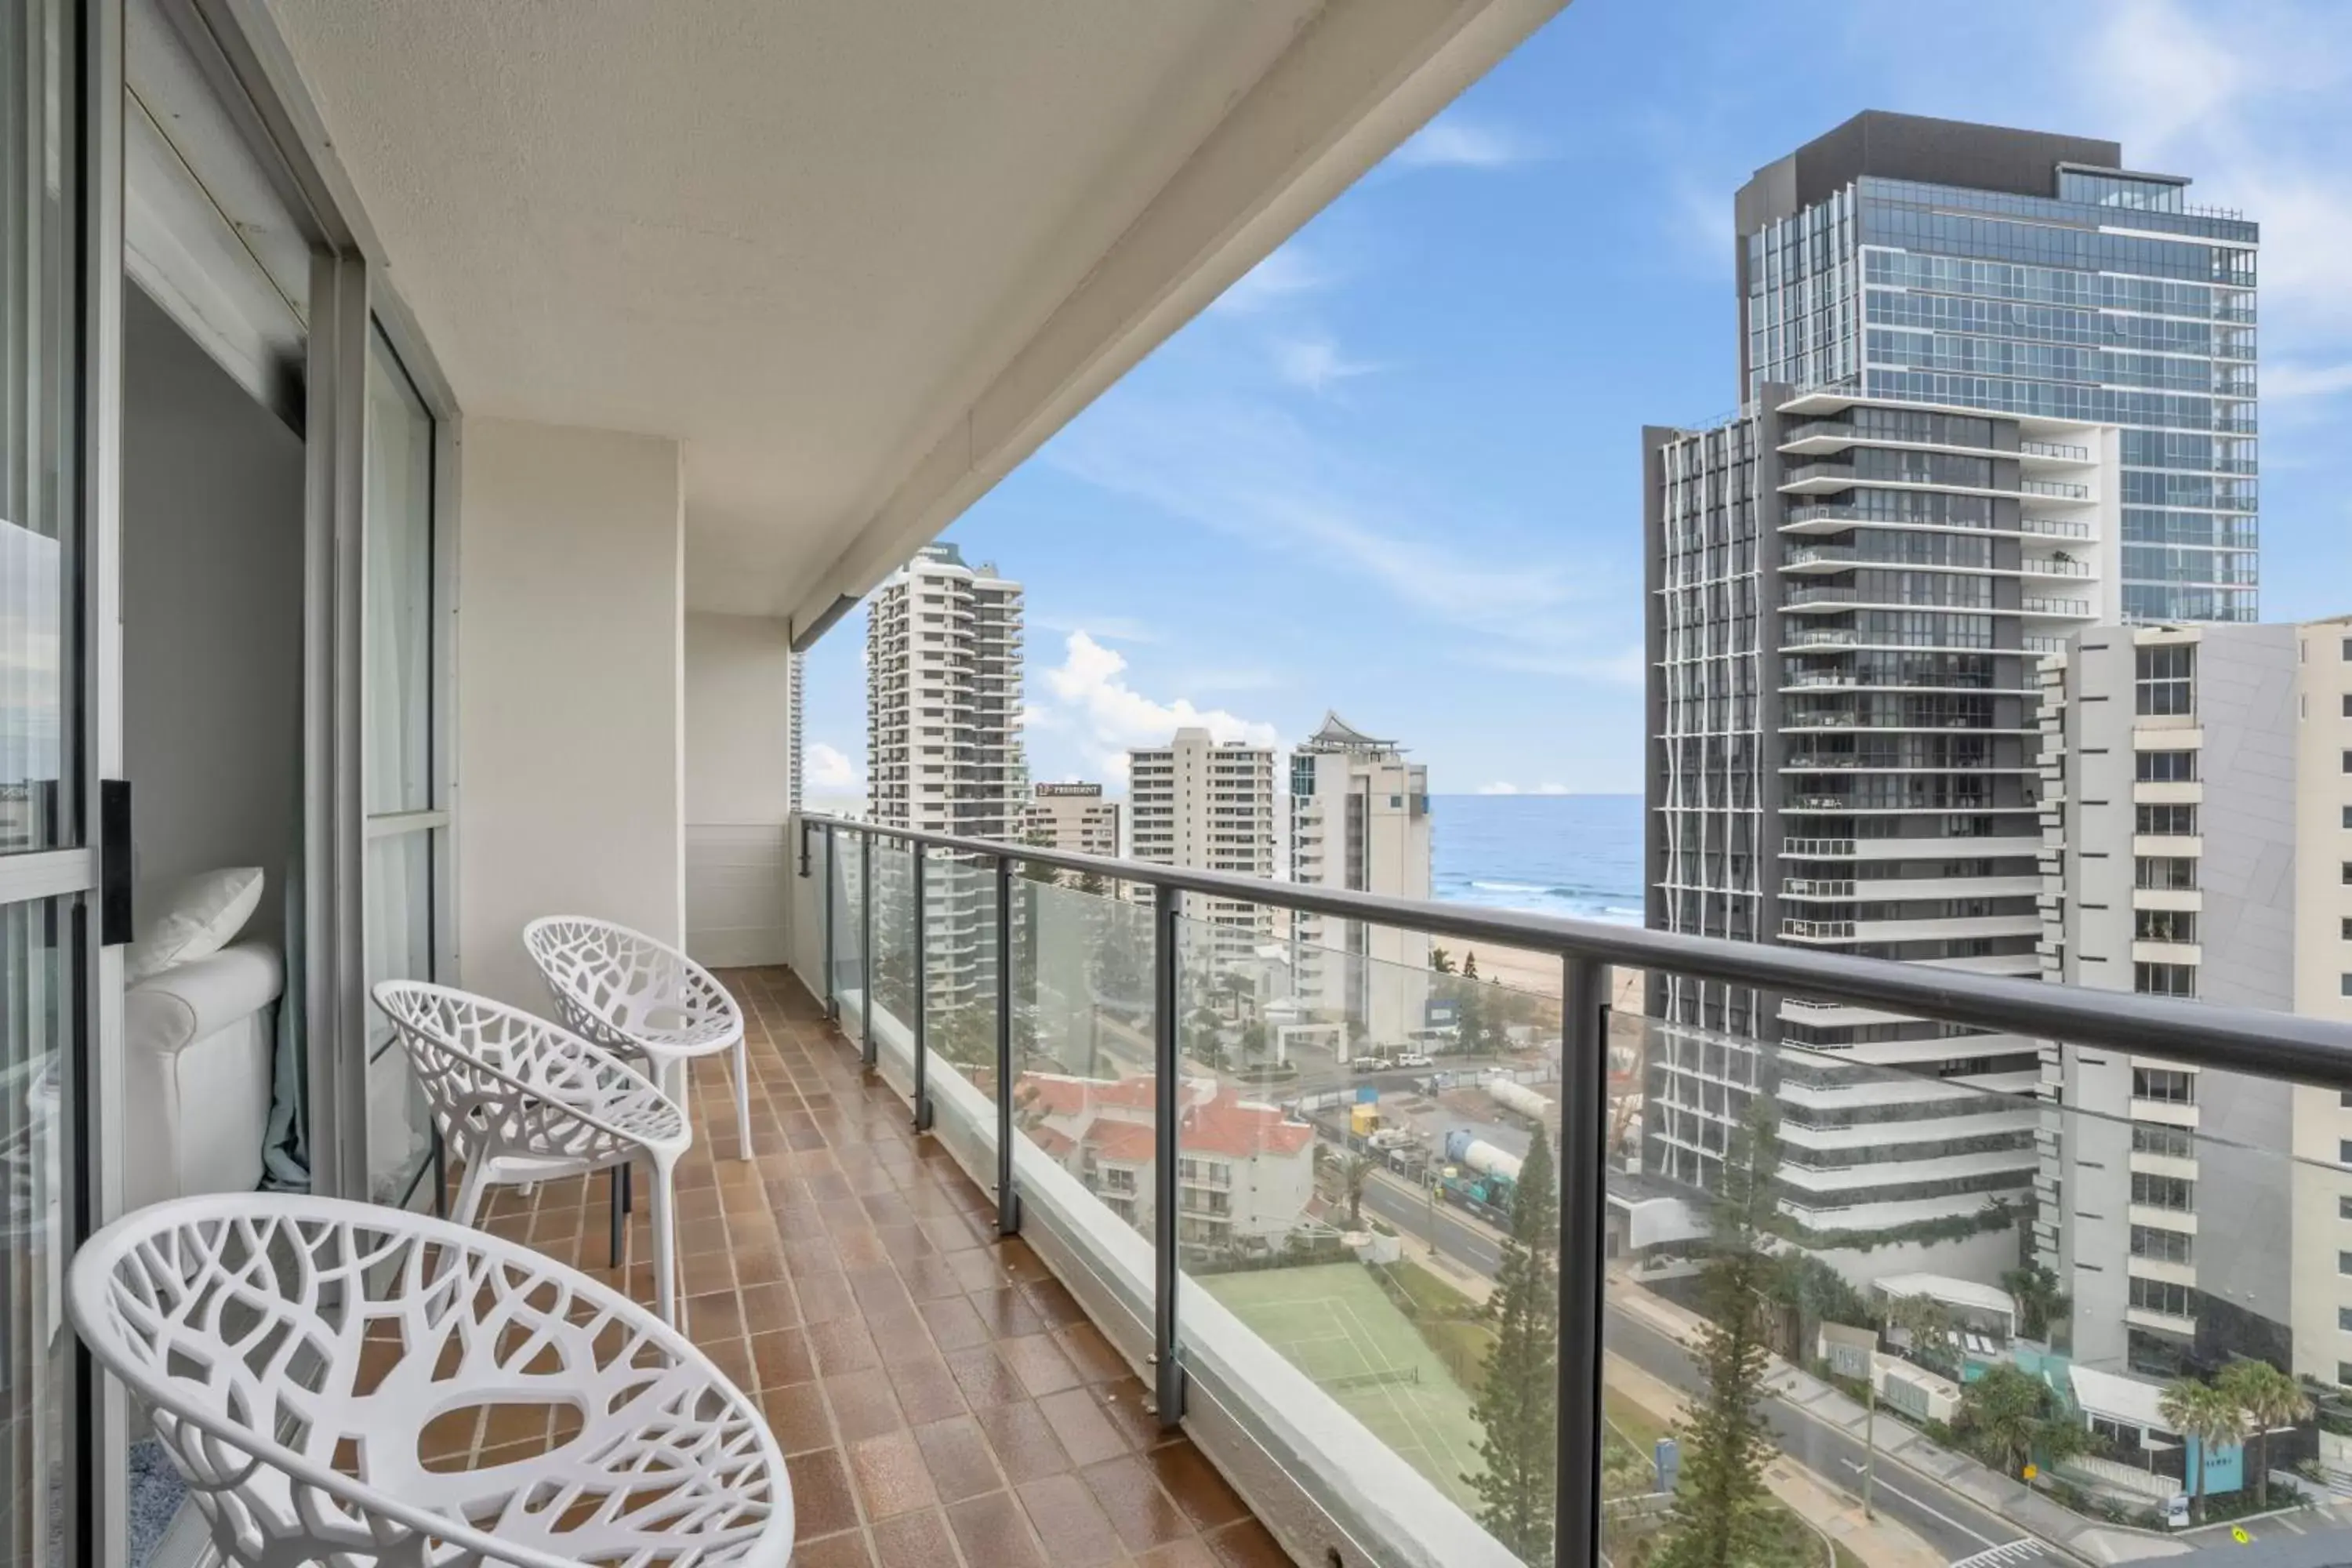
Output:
2161,1378,2249,1524
1341,1152,1375,1229
2217,1359,2313,1510
1956,1363,2045,1478
1429,946,1457,975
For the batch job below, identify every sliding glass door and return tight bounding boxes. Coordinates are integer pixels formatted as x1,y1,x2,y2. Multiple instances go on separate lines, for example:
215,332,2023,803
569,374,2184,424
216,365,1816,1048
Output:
360,324,442,1207
2,0,100,1562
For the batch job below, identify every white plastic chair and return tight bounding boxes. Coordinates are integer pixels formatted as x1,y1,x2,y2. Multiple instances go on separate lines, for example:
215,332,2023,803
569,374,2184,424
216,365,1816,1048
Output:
373,979,691,1326
524,916,753,1158
69,1192,792,1568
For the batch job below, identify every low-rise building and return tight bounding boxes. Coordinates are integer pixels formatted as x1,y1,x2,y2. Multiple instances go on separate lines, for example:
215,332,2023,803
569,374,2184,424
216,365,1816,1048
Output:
1015,1072,1316,1248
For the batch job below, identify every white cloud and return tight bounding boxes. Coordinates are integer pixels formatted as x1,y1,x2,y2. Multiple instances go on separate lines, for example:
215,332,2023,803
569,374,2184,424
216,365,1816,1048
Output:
2065,0,2352,337
1392,114,1539,171
1036,630,1279,779
1272,336,1377,394
2263,360,2352,401
1210,241,1331,316
1476,782,1521,796
805,742,858,790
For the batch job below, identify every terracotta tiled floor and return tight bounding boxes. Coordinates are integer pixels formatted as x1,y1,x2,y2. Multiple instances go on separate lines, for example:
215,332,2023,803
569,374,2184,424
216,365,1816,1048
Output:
462,966,1292,1567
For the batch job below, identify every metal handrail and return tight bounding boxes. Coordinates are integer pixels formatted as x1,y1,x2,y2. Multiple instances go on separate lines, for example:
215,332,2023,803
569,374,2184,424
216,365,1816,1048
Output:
796,807,2352,1568
797,811,2352,1091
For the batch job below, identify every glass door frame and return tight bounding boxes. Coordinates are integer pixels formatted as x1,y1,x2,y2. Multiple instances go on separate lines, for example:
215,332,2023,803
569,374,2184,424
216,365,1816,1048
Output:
67,1,464,1559
303,258,461,1206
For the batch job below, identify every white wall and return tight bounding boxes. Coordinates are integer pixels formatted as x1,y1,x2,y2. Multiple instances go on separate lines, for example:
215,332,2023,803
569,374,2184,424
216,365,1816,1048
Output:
122,285,305,944
683,612,794,967
456,419,684,1006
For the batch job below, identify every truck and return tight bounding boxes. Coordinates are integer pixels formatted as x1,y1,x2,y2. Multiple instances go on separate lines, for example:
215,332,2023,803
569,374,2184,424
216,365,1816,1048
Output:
1434,1129,1522,1222
1486,1079,1554,1125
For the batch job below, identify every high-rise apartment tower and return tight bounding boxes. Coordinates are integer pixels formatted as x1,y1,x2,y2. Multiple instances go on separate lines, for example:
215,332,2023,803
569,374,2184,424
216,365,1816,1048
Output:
1641,111,2256,1276
1288,713,1431,1052
1127,729,1276,959
866,542,1025,1004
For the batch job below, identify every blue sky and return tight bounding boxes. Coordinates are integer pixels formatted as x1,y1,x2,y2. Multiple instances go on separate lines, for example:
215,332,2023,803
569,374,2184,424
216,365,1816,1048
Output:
801,0,2352,800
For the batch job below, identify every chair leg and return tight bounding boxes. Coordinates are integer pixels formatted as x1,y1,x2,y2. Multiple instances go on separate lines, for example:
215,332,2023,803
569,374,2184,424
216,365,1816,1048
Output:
651,1156,681,1330
609,1163,626,1268
451,1160,492,1230
732,1032,753,1160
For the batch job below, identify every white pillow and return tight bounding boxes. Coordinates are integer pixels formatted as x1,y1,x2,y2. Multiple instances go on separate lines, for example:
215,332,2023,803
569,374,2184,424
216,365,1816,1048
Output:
128,868,265,984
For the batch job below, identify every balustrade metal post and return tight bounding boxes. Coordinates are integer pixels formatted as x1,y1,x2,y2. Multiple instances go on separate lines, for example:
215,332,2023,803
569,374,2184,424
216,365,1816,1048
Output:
823,825,838,1021
1557,954,1608,1568
860,829,875,1068
996,853,1020,1235
911,844,932,1131
1151,884,1185,1428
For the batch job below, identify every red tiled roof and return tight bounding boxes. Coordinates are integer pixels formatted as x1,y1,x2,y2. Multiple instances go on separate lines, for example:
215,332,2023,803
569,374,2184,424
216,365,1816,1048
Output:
1016,1072,1157,1118
1085,1121,1156,1163
1183,1087,1312,1160
1019,1074,1311,1163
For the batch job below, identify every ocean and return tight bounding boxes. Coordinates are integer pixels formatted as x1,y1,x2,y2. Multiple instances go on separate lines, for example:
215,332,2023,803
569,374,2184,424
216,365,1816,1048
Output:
1429,793,1642,926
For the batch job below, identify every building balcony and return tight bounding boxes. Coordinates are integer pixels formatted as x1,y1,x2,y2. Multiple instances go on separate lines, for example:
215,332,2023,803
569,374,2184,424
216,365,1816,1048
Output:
1782,543,1858,572
2016,516,2094,539
1781,917,1857,942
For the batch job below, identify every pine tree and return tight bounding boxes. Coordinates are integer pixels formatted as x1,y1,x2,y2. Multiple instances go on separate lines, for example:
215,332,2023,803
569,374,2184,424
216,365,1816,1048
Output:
1656,1101,1800,1568
1465,1124,1559,1561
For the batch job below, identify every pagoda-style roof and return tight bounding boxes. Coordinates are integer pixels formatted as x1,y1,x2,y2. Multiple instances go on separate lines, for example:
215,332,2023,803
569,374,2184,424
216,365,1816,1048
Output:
1300,711,1399,753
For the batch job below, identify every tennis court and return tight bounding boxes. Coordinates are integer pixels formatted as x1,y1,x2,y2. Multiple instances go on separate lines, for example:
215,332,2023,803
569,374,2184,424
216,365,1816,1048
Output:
1200,1262,1486,1508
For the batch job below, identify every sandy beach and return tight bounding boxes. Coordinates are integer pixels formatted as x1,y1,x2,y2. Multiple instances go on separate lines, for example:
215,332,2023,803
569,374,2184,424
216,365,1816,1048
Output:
1440,940,1643,1016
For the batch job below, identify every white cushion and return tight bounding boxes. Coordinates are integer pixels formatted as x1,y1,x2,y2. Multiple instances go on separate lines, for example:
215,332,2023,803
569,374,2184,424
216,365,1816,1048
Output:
128,867,264,983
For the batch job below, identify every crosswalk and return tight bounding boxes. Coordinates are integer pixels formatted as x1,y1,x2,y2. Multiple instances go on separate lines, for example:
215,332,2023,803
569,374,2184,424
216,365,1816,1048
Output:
1948,1541,2052,1568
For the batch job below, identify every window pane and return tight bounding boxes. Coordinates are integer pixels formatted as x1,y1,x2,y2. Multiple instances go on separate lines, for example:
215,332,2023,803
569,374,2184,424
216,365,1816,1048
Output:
364,829,435,1203
0,895,76,1564
363,328,434,815
1,0,78,855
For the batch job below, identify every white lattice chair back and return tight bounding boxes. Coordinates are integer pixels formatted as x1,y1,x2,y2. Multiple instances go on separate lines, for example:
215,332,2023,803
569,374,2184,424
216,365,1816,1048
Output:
68,1193,792,1567
372,980,687,1175
523,916,741,1062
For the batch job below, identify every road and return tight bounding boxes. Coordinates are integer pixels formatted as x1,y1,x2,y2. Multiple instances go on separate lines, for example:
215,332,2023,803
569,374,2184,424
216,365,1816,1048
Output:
1358,1168,1504,1274
1353,1159,2035,1564
1606,1305,2029,1564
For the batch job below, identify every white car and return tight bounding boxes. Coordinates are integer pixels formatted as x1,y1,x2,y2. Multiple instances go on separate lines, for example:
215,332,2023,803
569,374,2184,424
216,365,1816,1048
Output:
1395,1051,1434,1069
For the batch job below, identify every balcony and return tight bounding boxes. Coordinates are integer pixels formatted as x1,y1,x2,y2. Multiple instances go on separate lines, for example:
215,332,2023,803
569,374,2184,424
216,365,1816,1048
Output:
778,811,2352,1560
2017,517,2092,539
1782,543,1858,572
1780,916,1857,941
2021,596,2092,618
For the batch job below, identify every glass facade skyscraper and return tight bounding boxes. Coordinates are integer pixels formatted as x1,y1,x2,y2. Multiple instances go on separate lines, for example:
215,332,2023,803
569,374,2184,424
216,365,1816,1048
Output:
1738,114,2258,622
